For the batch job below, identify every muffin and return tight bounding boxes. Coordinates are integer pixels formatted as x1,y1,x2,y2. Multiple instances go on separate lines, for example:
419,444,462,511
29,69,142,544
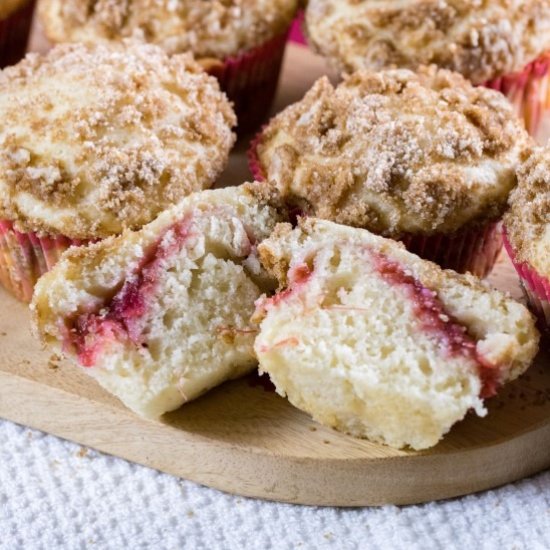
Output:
249,67,531,277
504,147,550,336
0,0,36,68
305,0,550,142
39,0,300,134
31,184,286,419
253,219,539,450
0,41,236,302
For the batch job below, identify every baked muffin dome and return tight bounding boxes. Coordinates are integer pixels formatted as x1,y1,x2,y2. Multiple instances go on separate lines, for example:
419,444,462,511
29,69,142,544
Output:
305,0,550,84
505,147,550,277
253,67,531,238
39,0,299,60
0,41,236,239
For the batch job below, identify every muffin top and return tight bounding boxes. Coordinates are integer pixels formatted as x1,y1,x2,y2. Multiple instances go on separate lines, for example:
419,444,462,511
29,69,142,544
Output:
1,0,32,19
505,147,550,276
305,0,550,84
39,0,299,60
254,67,531,237
0,42,236,239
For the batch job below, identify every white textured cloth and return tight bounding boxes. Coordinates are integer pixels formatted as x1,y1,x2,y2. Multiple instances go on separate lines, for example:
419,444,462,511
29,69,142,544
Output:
1,420,549,549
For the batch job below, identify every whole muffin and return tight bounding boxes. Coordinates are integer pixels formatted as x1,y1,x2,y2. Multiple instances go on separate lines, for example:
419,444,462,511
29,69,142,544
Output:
0,41,236,302
504,146,550,336
249,67,532,277
0,0,36,68
39,0,300,133
305,0,550,142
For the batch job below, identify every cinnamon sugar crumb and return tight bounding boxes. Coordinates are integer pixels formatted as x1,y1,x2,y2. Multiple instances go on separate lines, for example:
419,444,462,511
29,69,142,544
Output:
306,0,550,84
0,42,236,239
504,146,550,275
257,67,531,236
40,0,299,59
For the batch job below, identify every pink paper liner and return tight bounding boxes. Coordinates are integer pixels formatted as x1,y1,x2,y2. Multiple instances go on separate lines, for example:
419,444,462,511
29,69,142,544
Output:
503,233,550,335
289,12,306,45
248,135,502,277
484,52,550,142
0,220,85,302
207,30,290,135
0,0,36,69
400,221,503,278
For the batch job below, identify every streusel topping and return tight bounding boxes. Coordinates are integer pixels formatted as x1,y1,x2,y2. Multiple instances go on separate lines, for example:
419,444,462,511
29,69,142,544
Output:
39,0,299,60
505,147,550,275
0,0,30,19
255,67,531,236
305,0,550,84
0,42,236,239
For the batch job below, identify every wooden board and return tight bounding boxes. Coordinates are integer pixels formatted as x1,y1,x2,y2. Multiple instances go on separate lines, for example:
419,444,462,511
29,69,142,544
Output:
0,22,548,508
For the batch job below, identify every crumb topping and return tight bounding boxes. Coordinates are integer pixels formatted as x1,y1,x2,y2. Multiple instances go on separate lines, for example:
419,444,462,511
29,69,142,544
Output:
305,0,550,84
0,42,236,239
39,0,299,60
0,0,30,19
505,146,550,275
256,67,531,236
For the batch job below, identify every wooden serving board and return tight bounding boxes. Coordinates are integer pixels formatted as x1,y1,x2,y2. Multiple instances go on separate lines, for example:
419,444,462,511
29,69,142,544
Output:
0,22,548,508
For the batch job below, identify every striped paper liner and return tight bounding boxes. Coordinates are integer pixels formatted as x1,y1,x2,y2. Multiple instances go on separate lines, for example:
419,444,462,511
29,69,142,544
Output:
0,220,86,302
208,30,290,136
484,52,550,143
503,232,550,336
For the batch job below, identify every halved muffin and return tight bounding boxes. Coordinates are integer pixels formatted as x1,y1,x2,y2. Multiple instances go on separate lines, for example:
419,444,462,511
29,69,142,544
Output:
31,184,286,419
253,219,539,450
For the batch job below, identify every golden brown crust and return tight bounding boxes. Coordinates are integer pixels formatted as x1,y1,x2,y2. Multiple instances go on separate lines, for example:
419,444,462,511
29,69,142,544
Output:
0,0,30,19
256,67,531,237
0,42,236,239
39,0,299,60
305,0,550,84
504,147,550,275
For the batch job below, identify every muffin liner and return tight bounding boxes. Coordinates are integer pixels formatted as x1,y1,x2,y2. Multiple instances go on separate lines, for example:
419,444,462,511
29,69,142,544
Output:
289,12,306,45
0,220,85,302
400,221,503,278
207,30,290,135
248,135,502,277
0,0,36,69
503,233,550,335
484,52,550,143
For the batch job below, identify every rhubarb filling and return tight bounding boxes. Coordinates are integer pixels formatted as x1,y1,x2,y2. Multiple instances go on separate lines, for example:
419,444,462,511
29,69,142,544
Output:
258,261,313,311
65,216,194,367
370,250,501,398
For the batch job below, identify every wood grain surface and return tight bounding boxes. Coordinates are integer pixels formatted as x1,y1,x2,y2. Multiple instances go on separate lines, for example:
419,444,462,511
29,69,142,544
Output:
0,20,548,507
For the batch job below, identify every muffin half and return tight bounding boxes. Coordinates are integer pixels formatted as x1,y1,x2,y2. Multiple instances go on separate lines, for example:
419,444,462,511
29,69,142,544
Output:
31,184,286,419
253,219,540,450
